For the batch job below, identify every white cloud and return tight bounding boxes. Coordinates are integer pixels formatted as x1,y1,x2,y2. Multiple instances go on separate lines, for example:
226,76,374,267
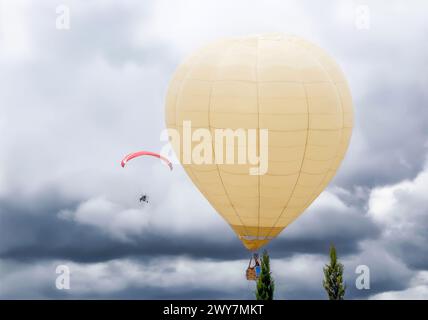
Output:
136,0,315,56
58,165,235,242
370,271,428,300
273,254,325,297
0,254,329,299
0,0,33,61
368,163,428,225
59,196,149,241
367,160,428,262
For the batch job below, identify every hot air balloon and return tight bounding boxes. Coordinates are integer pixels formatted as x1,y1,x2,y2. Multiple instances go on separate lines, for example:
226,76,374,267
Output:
165,34,353,251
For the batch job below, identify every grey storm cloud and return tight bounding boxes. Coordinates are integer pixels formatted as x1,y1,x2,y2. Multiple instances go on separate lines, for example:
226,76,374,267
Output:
0,181,378,263
1,0,428,299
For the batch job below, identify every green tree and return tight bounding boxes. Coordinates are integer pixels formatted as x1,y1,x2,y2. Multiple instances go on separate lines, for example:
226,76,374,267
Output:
256,250,275,300
323,245,346,300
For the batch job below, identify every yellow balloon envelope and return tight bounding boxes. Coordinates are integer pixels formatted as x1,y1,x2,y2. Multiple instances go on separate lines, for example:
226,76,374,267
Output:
165,34,353,251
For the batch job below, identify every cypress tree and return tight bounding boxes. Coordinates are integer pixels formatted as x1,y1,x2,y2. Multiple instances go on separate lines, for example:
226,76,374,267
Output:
255,250,275,300
323,245,346,300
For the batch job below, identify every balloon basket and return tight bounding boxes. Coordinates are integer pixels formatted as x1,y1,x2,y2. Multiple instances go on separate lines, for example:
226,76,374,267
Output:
246,254,261,281
246,267,258,281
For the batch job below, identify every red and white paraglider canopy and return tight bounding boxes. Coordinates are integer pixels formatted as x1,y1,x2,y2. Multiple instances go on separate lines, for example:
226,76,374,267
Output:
121,151,173,170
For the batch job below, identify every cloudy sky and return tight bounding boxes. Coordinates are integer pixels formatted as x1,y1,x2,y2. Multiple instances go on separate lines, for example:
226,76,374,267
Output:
1,0,428,299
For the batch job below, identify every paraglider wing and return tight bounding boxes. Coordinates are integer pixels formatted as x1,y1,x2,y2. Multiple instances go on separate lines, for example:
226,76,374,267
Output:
121,151,173,170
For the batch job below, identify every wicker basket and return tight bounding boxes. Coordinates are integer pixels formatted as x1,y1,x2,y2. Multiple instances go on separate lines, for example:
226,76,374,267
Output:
246,267,257,281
